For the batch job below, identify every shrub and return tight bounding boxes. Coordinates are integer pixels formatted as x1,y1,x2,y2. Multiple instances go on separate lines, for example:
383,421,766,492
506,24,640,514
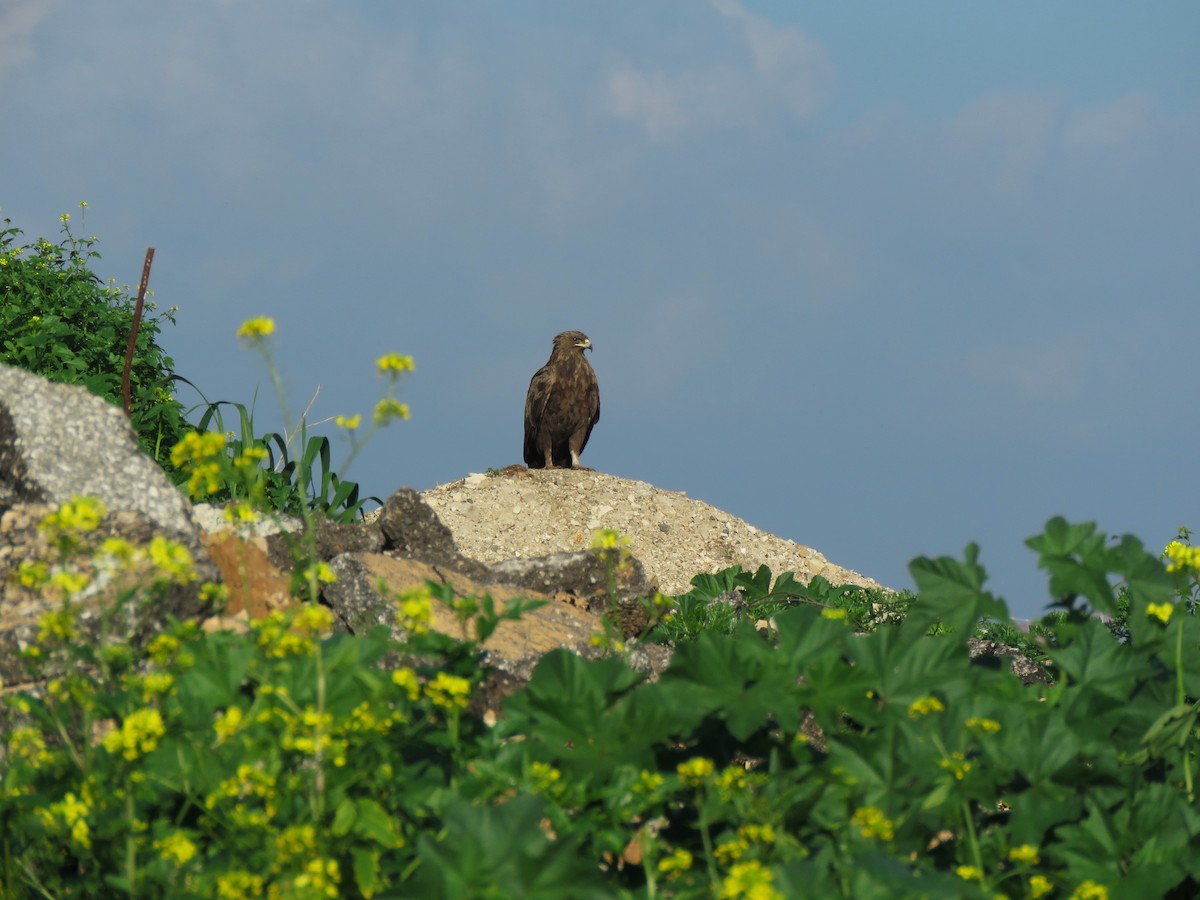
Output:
3,512,1198,897
0,206,190,474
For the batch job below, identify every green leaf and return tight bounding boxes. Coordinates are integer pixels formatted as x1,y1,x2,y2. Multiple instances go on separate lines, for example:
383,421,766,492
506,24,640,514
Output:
332,798,356,837
353,798,401,848
907,542,1007,634
351,847,379,898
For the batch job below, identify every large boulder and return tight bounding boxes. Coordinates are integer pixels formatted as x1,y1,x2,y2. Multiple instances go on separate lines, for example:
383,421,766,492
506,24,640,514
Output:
0,364,195,536
0,365,215,688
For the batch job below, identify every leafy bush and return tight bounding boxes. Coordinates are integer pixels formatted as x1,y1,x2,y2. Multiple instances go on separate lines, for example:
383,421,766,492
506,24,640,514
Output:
0,206,190,472
3,510,1198,898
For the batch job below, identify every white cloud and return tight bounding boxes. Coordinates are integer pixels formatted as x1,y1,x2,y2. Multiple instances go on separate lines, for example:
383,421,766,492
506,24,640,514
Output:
606,66,687,137
949,92,1059,190
1062,93,1156,149
0,0,58,88
966,338,1090,403
711,0,830,119
605,2,830,136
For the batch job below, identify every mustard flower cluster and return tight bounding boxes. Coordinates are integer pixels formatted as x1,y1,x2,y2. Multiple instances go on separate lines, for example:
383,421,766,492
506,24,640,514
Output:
425,671,471,711
851,805,895,842
716,824,777,865
1146,601,1174,624
155,831,199,867
38,792,92,849
1163,540,1200,573
236,316,276,340
1071,881,1109,900
719,860,781,900
939,751,972,781
820,607,848,621
171,430,227,499
955,864,983,881
965,716,1002,734
39,495,107,541
391,667,422,701
677,756,715,787
527,760,563,795
1008,843,1040,865
376,353,415,374
907,695,945,718
103,707,166,761
393,584,435,635
252,609,320,658
205,764,278,828
1029,874,1053,898
657,848,693,876
373,397,411,425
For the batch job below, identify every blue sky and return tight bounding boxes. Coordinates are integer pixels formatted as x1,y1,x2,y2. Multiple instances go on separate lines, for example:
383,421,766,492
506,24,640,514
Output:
3,1,1198,621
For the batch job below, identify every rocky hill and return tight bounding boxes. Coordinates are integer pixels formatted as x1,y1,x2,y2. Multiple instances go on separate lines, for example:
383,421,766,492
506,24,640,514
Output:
422,466,882,597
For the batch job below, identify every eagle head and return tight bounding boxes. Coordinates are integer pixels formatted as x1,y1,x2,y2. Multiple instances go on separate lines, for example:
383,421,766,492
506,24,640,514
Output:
554,331,592,353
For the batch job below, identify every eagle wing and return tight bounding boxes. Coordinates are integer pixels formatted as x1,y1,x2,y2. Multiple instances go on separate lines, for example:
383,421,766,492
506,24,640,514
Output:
523,360,558,466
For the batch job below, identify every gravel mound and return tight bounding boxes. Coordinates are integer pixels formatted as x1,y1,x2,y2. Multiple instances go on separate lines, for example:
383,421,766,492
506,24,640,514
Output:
422,467,884,596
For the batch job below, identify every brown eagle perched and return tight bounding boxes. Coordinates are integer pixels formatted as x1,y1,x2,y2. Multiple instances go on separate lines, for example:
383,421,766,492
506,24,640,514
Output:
524,331,600,469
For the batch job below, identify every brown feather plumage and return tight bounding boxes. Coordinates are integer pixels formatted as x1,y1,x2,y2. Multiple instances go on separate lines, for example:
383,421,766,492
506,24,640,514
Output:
524,331,600,468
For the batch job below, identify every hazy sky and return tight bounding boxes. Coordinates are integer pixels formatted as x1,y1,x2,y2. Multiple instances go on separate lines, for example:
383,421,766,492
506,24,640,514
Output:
3,1,1197,621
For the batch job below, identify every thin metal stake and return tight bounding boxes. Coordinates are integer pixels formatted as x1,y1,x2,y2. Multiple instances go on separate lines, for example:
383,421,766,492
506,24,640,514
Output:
121,247,155,418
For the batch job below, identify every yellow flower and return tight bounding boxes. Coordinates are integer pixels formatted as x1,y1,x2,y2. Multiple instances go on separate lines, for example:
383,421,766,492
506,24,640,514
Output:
141,671,175,701
391,667,421,700
45,792,91,848
334,413,362,430
677,757,715,787
851,806,894,842
236,316,275,339
38,607,81,643
719,861,781,900
908,696,945,718
10,727,51,767
216,871,265,899
940,751,972,780
591,528,630,552
1029,875,1053,898
1070,881,1108,900
103,708,166,761
426,672,471,710
1008,844,1040,865
376,353,415,374
155,831,198,866
821,607,848,620
223,502,260,525
48,570,91,596
149,536,196,583
40,496,107,538
657,848,693,875
1146,601,1174,624
956,865,983,881
966,716,1002,734
528,761,562,793
214,706,244,744
633,769,665,796
395,585,434,634
16,560,49,589
373,397,411,424
1163,540,1200,573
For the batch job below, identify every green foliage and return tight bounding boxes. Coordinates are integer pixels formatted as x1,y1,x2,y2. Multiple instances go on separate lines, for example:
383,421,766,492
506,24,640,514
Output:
5,512,1199,898
188,396,373,523
0,208,190,473
654,565,917,644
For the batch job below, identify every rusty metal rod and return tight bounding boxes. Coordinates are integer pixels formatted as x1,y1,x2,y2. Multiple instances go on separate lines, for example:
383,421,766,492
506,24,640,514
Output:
121,247,155,418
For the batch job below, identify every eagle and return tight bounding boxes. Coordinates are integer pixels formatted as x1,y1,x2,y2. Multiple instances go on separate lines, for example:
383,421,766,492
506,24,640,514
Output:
523,330,600,469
